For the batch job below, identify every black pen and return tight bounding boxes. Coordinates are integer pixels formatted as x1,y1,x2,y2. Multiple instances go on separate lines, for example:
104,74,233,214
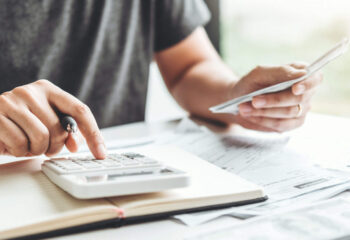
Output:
59,115,77,133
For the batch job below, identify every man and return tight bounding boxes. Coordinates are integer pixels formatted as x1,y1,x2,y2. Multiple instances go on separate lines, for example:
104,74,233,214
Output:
0,0,322,159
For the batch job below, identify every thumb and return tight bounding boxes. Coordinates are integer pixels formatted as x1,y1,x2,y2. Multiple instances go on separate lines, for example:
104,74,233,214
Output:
257,65,307,86
65,131,83,153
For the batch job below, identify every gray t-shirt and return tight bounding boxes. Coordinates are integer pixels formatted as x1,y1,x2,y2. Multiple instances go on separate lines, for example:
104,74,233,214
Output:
0,0,210,128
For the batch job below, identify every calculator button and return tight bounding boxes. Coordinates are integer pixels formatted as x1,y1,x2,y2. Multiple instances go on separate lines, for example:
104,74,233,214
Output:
76,160,102,169
51,160,83,170
108,154,122,159
121,153,145,159
82,164,101,169
139,157,158,164
45,152,163,175
121,160,140,166
53,160,76,165
96,160,121,167
76,156,95,161
111,156,130,162
64,165,83,171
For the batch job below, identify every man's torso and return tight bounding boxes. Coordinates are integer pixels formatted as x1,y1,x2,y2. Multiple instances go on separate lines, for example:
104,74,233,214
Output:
0,0,154,127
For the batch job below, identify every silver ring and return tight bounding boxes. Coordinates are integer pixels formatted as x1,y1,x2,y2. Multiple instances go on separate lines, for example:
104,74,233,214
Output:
296,104,303,117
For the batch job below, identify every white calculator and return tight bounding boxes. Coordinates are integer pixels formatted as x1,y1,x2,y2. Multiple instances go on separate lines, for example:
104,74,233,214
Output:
42,152,190,199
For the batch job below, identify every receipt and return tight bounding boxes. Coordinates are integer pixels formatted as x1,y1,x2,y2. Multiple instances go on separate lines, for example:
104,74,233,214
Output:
209,37,349,115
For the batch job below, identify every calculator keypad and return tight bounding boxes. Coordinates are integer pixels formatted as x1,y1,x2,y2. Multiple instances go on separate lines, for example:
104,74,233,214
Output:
45,153,162,174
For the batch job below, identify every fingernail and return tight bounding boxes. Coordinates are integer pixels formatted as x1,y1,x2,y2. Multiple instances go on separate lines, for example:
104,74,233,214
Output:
294,84,305,95
253,98,266,108
96,143,106,159
240,105,252,115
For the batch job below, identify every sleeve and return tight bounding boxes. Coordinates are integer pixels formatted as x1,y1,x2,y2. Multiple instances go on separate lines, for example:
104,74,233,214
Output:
154,0,211,52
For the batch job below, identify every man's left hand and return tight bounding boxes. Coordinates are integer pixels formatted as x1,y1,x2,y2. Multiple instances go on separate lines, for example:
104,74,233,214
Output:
234,62,323,132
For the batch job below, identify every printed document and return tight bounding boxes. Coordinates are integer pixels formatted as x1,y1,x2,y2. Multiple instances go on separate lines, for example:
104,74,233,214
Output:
156,118,350,225
186,198,350,240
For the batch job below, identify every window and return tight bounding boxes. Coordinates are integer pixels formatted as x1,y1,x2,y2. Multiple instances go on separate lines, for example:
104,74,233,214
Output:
220,0,350,116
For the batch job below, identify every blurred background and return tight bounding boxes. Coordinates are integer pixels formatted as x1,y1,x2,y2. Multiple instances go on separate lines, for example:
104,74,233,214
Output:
146,0,350,122
221,0,350,116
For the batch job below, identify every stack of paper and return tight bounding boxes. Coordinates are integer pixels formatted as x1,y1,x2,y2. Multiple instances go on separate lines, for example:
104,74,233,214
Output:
155,118,350,226
185,198,350,240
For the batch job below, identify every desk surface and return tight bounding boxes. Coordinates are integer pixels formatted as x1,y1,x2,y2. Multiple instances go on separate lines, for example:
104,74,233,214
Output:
54,113,350,240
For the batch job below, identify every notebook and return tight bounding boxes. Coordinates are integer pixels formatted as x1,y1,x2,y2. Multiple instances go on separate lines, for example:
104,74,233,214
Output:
0,146,266,239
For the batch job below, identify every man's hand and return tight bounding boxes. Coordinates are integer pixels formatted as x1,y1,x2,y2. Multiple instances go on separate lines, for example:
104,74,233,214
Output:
0,80,106,158
232,63,322,132
155,27,322,132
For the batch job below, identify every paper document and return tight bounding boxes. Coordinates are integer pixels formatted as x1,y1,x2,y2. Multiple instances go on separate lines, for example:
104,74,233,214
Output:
175,183,350,226
210,37,349,114
185,198,350,240
156,118,350,225
157,130,291,175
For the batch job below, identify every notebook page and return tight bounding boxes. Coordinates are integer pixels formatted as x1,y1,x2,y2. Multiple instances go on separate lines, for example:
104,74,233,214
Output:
0,159,115,236
108,146,264,217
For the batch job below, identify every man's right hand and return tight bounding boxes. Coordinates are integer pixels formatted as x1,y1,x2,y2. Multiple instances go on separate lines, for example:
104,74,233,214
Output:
0,80,106,159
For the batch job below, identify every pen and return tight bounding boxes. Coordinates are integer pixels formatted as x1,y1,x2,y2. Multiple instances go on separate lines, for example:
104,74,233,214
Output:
59,115,77,133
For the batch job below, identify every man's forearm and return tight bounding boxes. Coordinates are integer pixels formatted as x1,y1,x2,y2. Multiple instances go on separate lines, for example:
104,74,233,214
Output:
170,59,239,124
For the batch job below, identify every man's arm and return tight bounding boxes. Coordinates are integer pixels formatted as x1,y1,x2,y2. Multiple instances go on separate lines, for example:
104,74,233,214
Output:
155,28,238,124
155,27,322,132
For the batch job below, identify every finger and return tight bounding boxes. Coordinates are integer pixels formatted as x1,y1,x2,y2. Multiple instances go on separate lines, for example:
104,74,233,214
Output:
289,62,308,70
244,116,306,133
292,72,323,95
65,132,79,153
18,93,68,156
65,131,85,153
42,81,106,159
11,85,68,156
241,103,310,119
0,141,7,155
32,106,67,156
233,114,276,132
254,65,307,86
251,89,313,108
7,108,50,155
0,141,10,155
33,107,68,156
0,116,29,157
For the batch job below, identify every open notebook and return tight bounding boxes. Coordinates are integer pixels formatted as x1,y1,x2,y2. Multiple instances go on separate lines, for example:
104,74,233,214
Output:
0,146,266,239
